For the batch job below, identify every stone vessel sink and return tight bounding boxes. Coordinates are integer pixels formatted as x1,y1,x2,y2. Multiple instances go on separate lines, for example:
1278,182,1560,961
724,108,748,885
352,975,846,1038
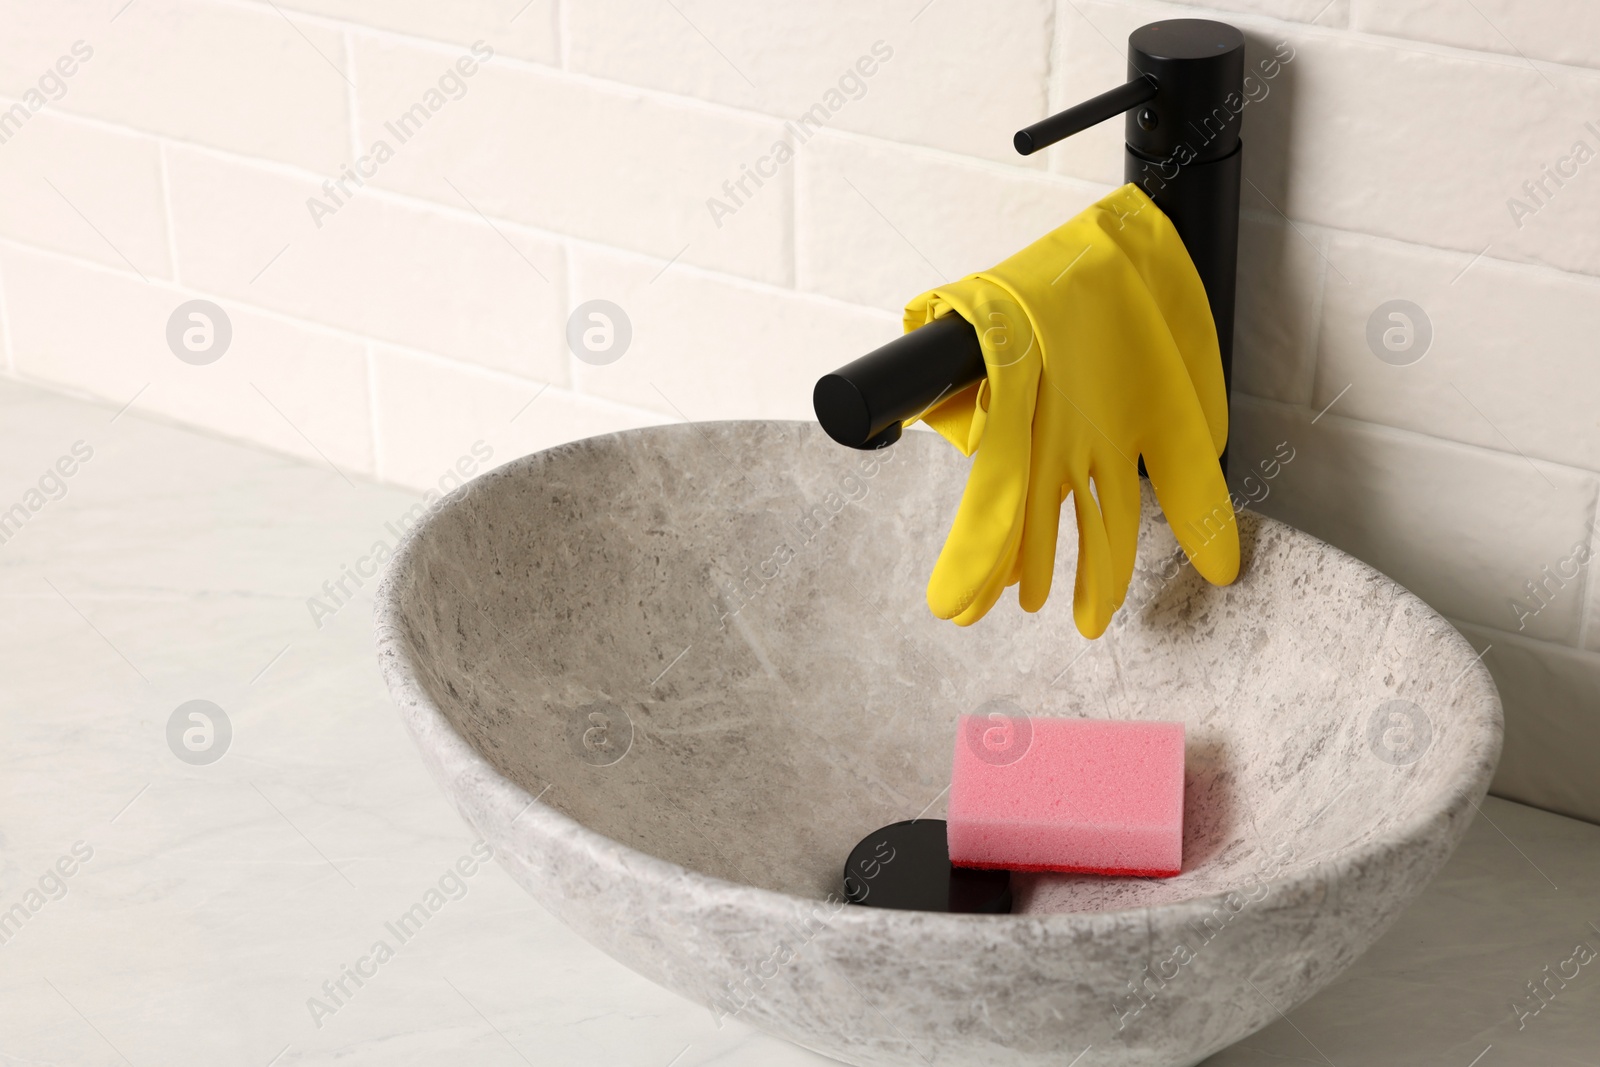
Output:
374,421,1502,1067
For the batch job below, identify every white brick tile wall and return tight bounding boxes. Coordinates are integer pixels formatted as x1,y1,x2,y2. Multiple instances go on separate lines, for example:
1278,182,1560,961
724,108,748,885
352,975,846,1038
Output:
370,346,667,488
563,0,1053,166
1351,0,1600,72
1,0,1597,819
796,131,1113,312
1287,34,1600,279
0,244,374,475
0,0,353,172
1457,621,1600,825
163,145,567,381
1161,0,1348,25
1230,395,1598,645
1314,230,1600,473
1053,2,1600,280
272,0,560,65
1233,211,1326,404
566,242,898,422
1585,515,1600,654
351,34,794,286
0,111,171,279
0,0,100,100
1047,2,1138,188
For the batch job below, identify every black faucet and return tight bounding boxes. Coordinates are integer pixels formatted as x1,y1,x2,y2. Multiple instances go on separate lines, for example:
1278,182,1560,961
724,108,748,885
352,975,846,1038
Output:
812,19,1244,455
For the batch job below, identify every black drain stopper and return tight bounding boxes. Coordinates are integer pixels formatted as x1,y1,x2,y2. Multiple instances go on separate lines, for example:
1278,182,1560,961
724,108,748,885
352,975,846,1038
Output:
842,820,1011,914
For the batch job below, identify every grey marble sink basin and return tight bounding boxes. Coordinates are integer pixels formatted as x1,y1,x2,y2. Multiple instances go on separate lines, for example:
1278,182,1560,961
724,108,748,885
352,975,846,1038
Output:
374,420,1501,1067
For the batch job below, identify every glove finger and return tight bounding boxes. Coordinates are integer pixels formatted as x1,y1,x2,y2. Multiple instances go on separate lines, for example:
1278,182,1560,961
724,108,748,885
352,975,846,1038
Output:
1092,453,1143,610
1017,469,1064,614
1142,424,1240,589
926,411,1033,618
1070,476,1117,639
951,518,1024,626
925,306,1040,620
1017,371,1074,613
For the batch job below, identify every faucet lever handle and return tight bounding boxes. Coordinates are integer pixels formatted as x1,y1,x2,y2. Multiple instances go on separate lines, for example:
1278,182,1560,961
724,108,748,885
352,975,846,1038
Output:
1013,75,1157,156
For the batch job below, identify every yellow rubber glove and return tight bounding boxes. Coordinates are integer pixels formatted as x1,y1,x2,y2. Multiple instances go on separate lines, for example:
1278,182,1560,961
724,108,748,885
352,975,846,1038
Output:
906,184,1238,638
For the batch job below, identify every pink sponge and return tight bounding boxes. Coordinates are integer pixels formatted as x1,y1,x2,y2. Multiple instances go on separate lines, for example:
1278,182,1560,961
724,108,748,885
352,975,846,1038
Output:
947,714,1185,877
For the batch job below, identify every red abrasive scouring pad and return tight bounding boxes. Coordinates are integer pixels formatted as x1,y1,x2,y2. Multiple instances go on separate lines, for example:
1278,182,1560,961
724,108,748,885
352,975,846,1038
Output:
947,713,1185,877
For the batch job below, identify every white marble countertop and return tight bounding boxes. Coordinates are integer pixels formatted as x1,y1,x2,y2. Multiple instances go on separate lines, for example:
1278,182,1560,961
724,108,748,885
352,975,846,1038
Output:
0,379,1595,1066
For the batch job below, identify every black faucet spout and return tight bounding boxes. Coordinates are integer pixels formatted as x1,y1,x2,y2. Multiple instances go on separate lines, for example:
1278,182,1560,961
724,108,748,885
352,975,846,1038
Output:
812,19,1245,465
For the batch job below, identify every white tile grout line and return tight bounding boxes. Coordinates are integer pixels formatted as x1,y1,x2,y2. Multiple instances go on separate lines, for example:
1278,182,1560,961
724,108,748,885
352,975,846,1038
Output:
156,142,183,286
1309,383,1352,424
365,341,384,484
343,28,363,162
1301,221,1333,408
1579,502,1599,651
1040,0,1060,117
0,251,13,377
554,0,570,71
559,240,579,389
789,131,805,291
